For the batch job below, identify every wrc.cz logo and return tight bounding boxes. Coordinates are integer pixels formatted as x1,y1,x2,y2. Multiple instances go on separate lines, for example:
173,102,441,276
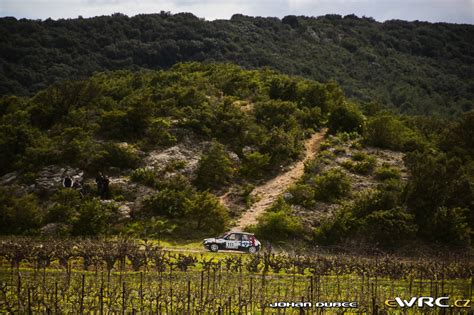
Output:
385,296,471,309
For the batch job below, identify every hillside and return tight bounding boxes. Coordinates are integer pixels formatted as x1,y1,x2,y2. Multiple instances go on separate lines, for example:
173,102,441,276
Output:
1,62,472,249
1,13,473,116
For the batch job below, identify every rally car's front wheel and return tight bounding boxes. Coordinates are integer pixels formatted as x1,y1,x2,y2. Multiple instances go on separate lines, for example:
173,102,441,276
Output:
248,246,258,254
210,244,219,252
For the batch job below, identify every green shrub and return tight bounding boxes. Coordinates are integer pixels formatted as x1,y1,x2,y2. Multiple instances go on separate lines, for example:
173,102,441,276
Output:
303,158,324,175
195,141,235,190
100,110,128,139
254,199,303,242
144,188,191,218
337,132,360,142
46,188,83,224
432,207,471,246
365,115,426,152
375,164,401,181
130,167,157,187
124,218,176,238
360,207,417,246
254,100,299,130
312,169,351,202
184,191,230,234
352,158,376,175
341,152,376,175
89,143,140,172
240,151,271,178
364,115,404,150
315,189,411,247
287,183,316,208
0,188,43,234
145,118,177,147
313,207,358,245
328,103,365,134
71,199,116,236
164,159,187,173
352,151,367,161
333,145,346,155
239,184,255,208
99,98,152,140
297,106,323,129
319,141,331,151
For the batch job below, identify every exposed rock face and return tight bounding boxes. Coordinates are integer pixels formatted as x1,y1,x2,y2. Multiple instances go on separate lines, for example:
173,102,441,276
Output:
0,172,18,186
107,176,156,213
36,165,84,193
144,144,202,178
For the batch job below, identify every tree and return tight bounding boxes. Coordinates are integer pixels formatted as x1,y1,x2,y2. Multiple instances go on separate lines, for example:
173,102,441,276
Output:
195,141,235,190
254,198,303,241
184,191,229,234
327,103,365,134
71,199,115,236
404,150,462,234
0,188,43,234
364,115,405,150
361,208,417,246
432,207,471,246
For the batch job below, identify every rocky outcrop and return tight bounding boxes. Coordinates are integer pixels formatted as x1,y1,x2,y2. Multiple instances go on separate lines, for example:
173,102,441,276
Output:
0,172,18,186
36,165,84,194
144,144,202,178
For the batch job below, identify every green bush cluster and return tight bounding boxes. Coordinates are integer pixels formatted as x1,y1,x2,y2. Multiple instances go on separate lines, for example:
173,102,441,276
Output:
288,169,351,207
0,187,43,235
0,63,338,179
130,167,157,187
341,152,377,175
364,114,426,152
0,187,117,236
195,141,235,190
312,169,351,202
240,151,271,179
314,186,417,247
328,103,365,134
252,198,303,242
375,164,401,181
143,175,230,236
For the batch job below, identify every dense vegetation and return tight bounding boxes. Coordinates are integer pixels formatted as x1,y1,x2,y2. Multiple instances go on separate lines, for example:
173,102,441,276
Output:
0,61,472,248
1,13,473,115
254,110,474,248
0,63,339,238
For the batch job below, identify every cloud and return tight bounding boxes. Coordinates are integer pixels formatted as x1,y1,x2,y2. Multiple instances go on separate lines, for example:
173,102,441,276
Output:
0,0,472,23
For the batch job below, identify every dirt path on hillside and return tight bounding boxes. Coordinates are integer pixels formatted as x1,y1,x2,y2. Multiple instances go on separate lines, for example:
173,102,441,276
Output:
230,129,327,231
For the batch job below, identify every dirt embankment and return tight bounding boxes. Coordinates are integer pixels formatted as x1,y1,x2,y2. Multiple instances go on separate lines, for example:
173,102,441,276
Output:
229,129,327,231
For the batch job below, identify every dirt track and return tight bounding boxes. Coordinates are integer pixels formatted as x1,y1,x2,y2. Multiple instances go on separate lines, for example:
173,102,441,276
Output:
232,129,327,231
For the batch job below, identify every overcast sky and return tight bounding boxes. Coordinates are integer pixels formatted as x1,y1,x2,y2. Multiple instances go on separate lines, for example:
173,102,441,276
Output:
1,0,473,24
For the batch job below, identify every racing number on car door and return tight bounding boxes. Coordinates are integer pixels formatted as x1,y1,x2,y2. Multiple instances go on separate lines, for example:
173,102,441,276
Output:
225,234,240,249
241,234,250,248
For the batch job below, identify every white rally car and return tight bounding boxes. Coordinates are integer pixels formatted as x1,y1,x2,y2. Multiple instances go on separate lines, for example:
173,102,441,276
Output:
203,232,261,254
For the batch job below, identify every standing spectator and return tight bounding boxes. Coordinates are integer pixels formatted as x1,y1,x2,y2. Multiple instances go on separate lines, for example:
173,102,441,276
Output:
63,175,73,188
95,172,104,198
95,172,110,199
102,175,110,200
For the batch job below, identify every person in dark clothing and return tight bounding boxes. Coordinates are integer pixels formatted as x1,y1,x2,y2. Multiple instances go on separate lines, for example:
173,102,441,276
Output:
63,175,73,188
95,172,109,199
95,172,104,197
101,175,110,200
72,178,84,197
